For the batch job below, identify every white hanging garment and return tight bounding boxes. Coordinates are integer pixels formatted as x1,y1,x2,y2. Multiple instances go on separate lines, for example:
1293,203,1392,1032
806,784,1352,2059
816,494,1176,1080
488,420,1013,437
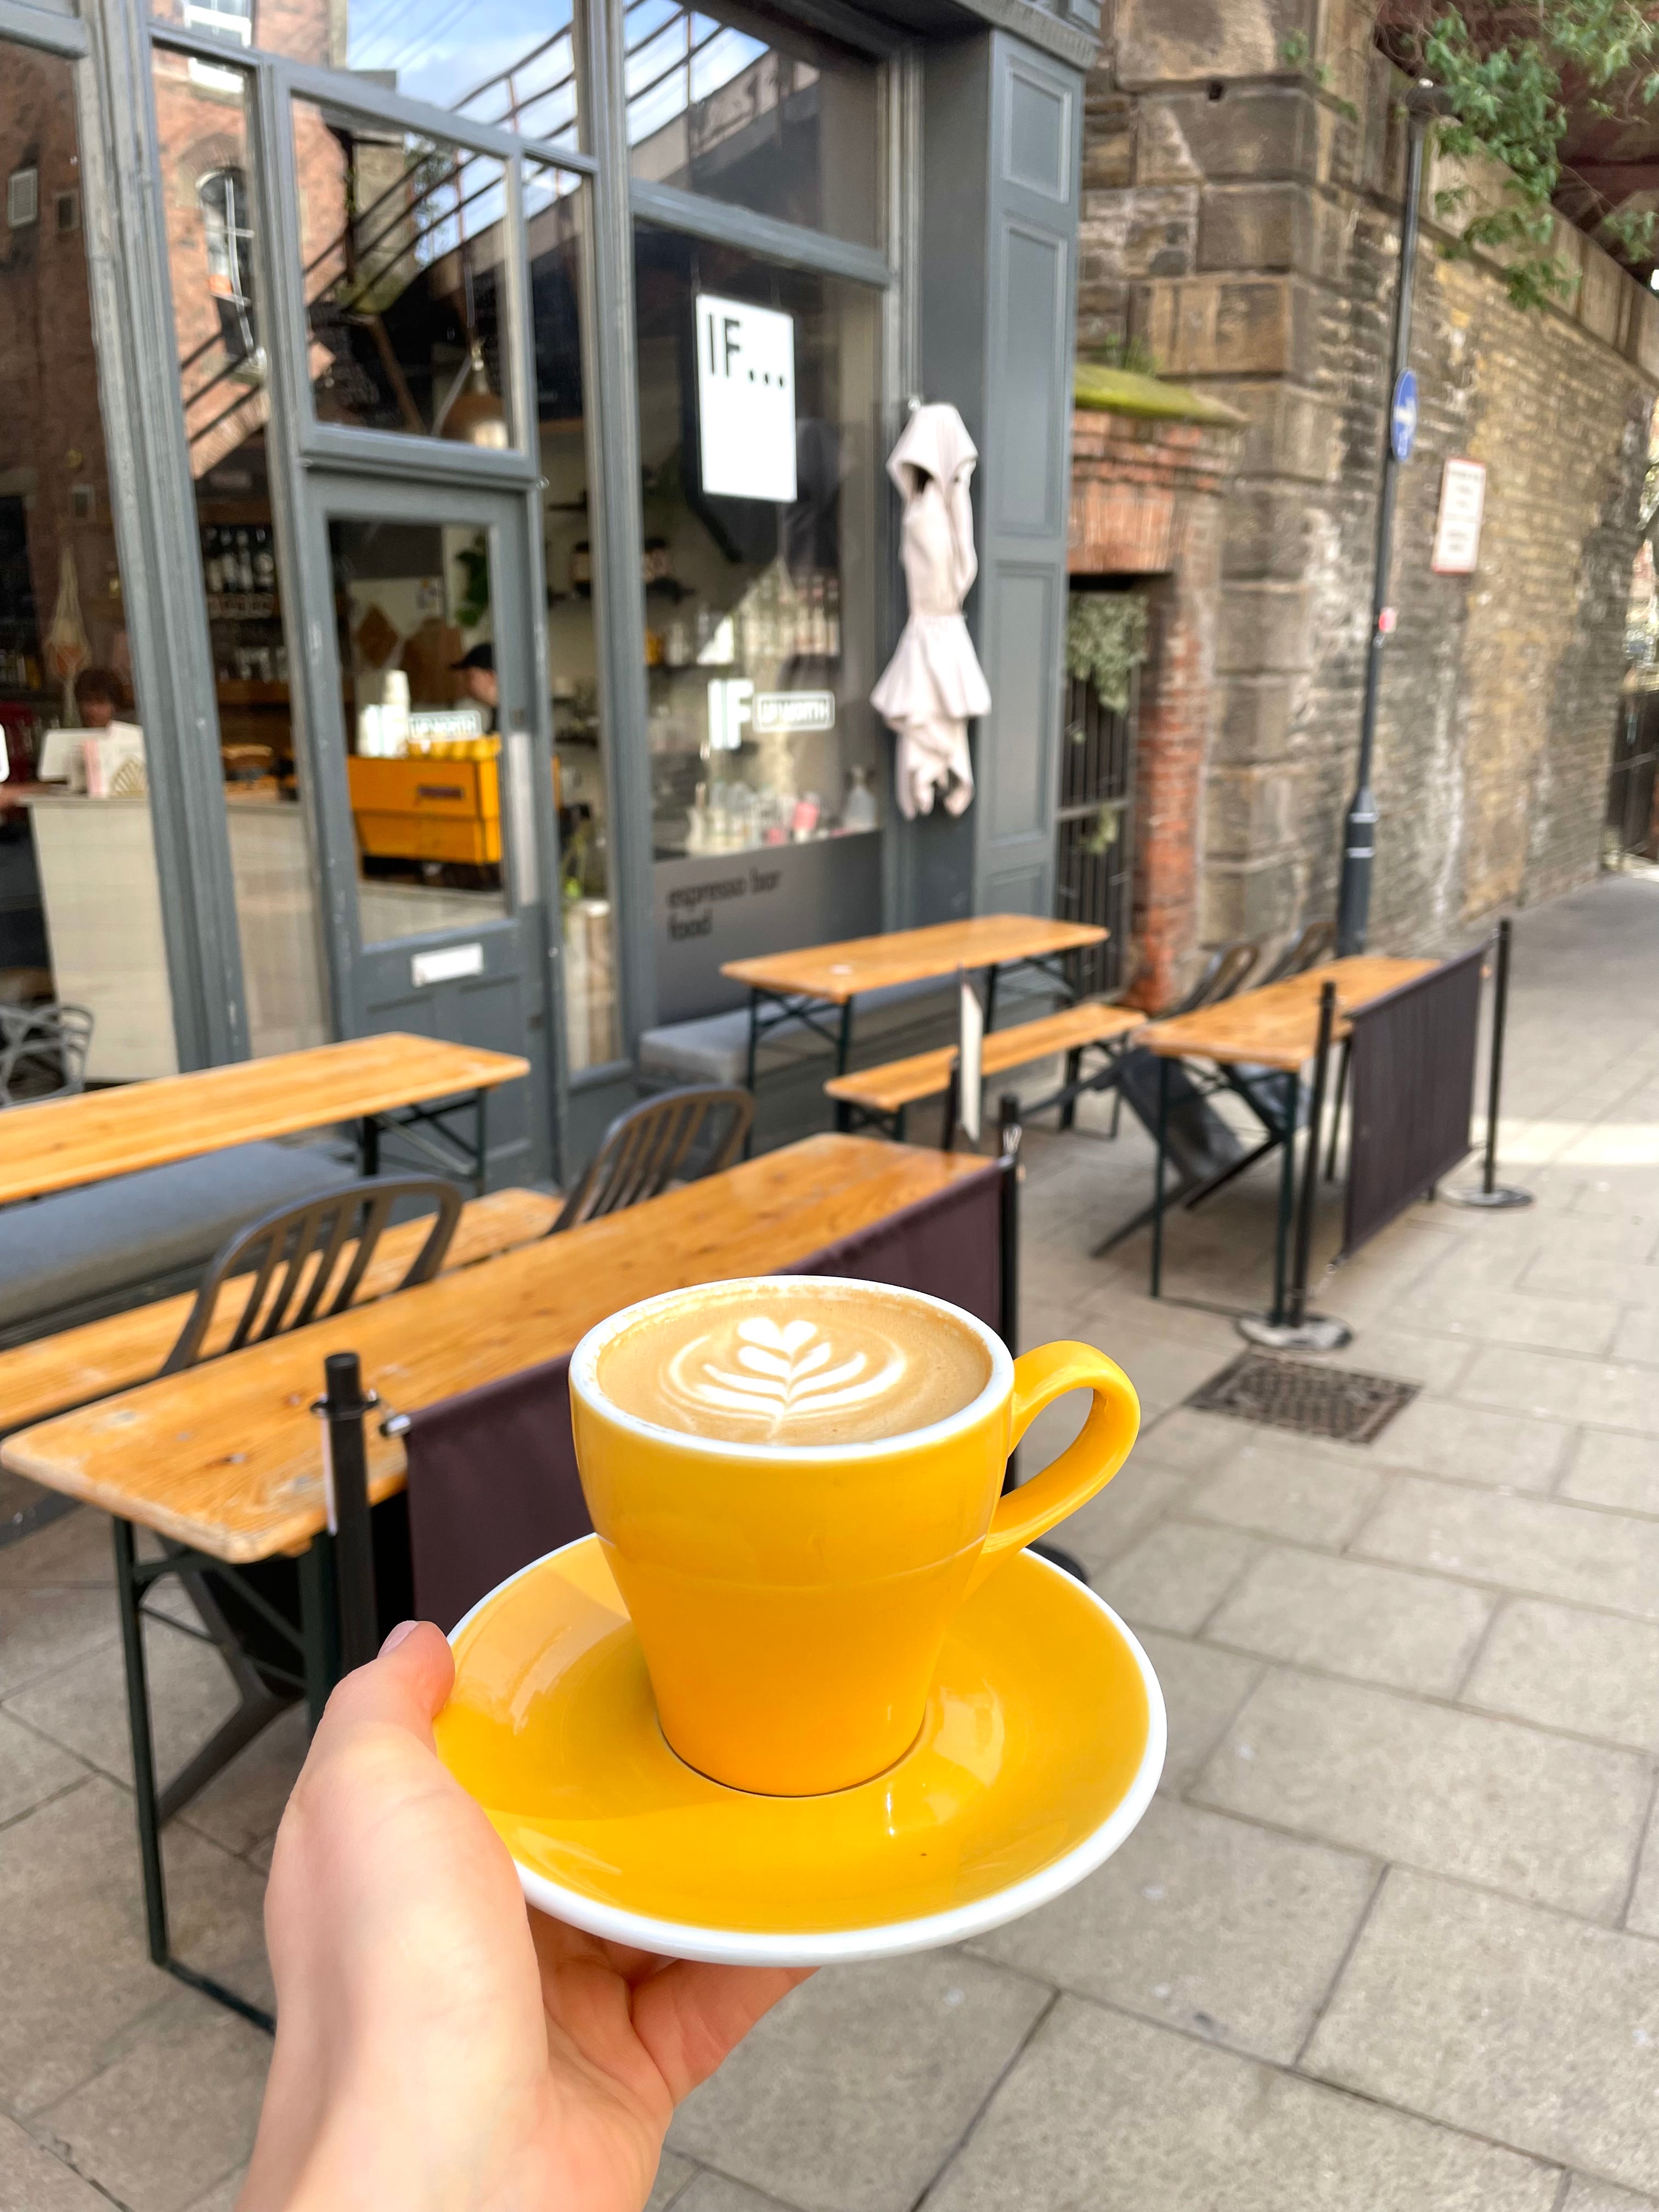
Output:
870,403,990,819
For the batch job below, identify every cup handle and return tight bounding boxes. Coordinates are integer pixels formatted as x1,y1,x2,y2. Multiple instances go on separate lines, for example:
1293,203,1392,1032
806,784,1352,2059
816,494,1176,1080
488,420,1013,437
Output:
966,1342,1140,1595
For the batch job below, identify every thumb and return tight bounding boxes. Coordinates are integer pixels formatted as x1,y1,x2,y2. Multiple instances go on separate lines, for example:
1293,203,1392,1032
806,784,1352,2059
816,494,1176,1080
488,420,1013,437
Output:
319,1619,455,1745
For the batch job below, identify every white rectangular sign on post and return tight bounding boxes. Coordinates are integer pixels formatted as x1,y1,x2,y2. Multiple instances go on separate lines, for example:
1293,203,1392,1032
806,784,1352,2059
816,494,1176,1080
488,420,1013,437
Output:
695,293,797,504
1431,457,1487,575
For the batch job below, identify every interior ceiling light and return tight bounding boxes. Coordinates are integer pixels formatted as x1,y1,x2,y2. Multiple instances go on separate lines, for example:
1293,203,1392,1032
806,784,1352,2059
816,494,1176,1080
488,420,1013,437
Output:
442,341,509,448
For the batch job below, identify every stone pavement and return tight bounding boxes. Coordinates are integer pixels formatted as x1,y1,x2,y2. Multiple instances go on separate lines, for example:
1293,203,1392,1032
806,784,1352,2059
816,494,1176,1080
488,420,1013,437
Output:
0,870,1654,2210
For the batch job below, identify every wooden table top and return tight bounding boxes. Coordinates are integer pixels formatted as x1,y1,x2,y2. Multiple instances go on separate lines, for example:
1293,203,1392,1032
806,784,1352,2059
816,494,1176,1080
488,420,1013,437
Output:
721,915,1107,1005
0,1033,530,1206
0,1135,991,1564
1141,957,1439,1073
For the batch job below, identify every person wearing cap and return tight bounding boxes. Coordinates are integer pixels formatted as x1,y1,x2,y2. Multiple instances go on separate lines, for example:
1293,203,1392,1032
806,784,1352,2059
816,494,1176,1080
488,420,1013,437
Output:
450,642,498,733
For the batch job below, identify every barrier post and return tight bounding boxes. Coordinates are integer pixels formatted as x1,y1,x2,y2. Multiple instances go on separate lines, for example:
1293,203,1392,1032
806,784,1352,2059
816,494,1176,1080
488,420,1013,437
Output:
1446,917,1534,1210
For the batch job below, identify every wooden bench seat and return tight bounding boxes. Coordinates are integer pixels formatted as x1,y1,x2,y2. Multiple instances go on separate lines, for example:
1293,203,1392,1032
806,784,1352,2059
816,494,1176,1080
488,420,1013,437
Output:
825,1002,1144,1136
0,1184,560,1436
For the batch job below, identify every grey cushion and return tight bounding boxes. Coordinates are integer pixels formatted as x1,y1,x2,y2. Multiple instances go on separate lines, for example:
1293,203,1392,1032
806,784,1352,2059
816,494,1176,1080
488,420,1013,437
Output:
639,977,957,1087
0,1142,357,1333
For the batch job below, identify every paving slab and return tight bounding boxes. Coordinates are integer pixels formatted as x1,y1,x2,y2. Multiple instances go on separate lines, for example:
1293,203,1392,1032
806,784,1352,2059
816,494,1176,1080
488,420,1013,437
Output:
1051,1458,1192,1576
0,1506,113,1590
1132,1628,1263,1796
37,1985,269,2212
1613,1311,1658,1367
646,2152,699,2212
924,1996,1558,2212
1462,1599,1659,1752
178,1702,306,1860
1195,1669,1649,1922
968,1796,1375,2063
1184,1440,1383,1548
668,1953,1050,2212
1523,1252,1659,1310
1457,1347,1659,1435
1402,1286,1624,1357
1131,1406,1250,1473
3,1703,87,1823
674,2175,803,2212
1307,1869,1659,2196
0,2113,112,2210
1205,1547,1493,1696
177,2173,246,2212
1094,1522,1260,1635
7,1609,240,1789
1620,1795,1659,1938
1561,1429,1659,1515
1356,1476,1659,1617
0,1776,269,2114
0,1585,120,1700
1362,1398,1572,1492
1564,2181,1659,2211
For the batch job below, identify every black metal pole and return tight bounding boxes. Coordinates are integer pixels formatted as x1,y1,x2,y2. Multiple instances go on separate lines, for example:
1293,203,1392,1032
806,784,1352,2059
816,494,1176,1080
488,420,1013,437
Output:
1337,84,1450,957
1288,983,1338,1327
1483,917,1512,1194
317,1350,379,1677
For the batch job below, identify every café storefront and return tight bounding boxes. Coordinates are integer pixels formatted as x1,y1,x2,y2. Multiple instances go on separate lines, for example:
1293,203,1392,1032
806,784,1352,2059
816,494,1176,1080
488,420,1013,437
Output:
0,0,1092,1180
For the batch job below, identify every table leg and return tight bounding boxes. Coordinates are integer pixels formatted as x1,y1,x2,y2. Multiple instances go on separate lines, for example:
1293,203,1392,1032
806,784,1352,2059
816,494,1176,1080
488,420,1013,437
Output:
473,1086,489,1197
744,988,760,1093
1269,1069,1300,1327
837,998,855,1076
358,1115,380,1177
1149,1055,1170,1299
983,964,998,1035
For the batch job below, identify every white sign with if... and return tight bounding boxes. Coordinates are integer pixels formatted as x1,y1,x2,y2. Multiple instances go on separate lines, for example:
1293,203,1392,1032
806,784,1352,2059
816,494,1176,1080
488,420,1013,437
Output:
695,294,798,504
1431,456,1487,574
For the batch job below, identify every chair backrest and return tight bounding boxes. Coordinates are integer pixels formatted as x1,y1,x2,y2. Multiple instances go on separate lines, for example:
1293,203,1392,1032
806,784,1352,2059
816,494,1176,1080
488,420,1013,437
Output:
0,1003,94,1107
1260,919,1336,986
1161,940,1259,1020
160,1175,464,1375
552,1085,753,1232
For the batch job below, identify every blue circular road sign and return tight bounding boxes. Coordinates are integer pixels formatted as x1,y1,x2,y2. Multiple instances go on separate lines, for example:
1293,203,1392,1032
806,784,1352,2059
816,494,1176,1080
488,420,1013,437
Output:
1391,369,1418,462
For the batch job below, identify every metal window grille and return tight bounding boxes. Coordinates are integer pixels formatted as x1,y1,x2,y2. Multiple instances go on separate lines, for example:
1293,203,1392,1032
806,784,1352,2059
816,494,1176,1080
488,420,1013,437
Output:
1053,656,1136,1000
7,168,39,230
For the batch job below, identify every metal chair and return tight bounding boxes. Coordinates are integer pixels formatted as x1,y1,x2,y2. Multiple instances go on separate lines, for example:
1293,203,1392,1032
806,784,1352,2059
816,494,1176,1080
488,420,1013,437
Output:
1103,941,1259,1140
1258,918,1336,986
0,1002,93,1106
552,1085,753,1231
117,1174,464,2028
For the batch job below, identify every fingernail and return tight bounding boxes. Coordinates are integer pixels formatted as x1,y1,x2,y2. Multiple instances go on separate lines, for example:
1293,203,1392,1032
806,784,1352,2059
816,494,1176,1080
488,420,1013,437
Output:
380,1620,419,1656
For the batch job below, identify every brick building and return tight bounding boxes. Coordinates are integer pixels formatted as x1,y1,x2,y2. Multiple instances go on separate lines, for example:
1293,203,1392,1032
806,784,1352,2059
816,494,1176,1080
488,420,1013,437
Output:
1075,0,1658,995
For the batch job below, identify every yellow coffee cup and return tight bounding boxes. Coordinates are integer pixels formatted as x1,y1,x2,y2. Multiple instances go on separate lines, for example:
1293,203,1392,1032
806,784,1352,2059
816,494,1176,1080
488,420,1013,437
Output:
568,1278,1139,1796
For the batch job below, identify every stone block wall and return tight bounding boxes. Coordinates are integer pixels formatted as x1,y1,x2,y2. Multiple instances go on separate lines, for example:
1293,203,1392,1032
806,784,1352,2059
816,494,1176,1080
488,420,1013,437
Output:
1082,0,1658,958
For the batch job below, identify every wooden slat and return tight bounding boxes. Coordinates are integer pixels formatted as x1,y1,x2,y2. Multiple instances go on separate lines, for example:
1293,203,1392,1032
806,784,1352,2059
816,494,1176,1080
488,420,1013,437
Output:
721,914,1107,1004
1141,956,1439,1072
0,1186,561,1435
826,1003,1146,1115
0,1034,531,1206
1,1136,991,1564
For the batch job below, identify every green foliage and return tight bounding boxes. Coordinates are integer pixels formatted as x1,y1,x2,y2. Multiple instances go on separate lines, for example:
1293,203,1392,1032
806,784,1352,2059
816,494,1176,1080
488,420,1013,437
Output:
1279,30,1361,122
1082,332,1161,377
1066,593,1148,719
1387,2,1659,307
454,532,490,630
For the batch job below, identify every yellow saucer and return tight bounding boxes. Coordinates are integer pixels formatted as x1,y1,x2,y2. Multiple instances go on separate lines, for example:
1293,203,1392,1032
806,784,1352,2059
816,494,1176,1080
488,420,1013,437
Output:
436,1537,1165,1965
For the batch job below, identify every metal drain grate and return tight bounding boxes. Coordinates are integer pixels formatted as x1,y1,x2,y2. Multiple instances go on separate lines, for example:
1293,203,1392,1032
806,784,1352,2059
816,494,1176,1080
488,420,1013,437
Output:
1187,1352,1419,1445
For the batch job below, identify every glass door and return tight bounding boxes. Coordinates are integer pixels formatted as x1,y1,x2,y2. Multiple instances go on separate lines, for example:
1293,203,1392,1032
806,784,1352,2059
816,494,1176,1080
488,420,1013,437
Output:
295,470,558,1184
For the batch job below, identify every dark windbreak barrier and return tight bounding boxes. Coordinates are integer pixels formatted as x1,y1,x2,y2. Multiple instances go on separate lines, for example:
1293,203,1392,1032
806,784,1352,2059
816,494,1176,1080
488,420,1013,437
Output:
1342,947,1483,1258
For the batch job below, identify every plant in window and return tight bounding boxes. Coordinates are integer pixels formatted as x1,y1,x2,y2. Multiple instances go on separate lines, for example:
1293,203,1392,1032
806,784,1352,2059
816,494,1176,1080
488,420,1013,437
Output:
1065,593,1148,719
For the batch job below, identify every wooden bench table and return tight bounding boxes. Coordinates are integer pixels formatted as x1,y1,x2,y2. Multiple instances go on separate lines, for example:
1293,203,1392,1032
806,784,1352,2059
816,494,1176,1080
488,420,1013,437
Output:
826,1001,1144,1140
0,1031,531,1205
1138,956,1437,1311
721,914,1108,1088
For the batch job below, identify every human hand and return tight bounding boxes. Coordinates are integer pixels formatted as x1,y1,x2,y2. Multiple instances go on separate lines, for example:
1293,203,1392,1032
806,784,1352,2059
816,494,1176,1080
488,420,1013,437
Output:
240,1621,810,2212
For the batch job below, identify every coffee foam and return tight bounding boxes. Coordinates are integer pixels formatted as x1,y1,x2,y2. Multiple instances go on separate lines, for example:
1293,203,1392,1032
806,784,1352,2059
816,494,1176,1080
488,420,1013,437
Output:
594,1282,992,1445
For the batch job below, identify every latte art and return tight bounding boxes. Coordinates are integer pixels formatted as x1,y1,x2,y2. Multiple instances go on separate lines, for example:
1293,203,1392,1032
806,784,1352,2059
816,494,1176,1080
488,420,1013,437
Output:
596,1282,992,1443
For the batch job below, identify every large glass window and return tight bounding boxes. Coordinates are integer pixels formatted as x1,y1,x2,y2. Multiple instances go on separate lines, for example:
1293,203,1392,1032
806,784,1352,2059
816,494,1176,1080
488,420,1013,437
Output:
151,0,580,153
627,3,880,246
155,49,329,1056
528,168,619,1073
0,46,176,1081
292,100,513,444
633,226,881,864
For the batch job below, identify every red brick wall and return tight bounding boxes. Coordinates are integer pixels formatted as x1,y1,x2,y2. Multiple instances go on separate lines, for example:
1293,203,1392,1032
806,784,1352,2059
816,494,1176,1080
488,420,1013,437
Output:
1069,408,1238,1009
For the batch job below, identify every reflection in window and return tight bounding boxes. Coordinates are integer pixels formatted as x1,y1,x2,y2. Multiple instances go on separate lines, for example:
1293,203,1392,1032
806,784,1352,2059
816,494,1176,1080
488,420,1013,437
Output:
150,0,579,153
200,167,257,366
154,48,329,1057
294,102,511,443
627,3,879,245
633,225,881,862
527,168,619,1074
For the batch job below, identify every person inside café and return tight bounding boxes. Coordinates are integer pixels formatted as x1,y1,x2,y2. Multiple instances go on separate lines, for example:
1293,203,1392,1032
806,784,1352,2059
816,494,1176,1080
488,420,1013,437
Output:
72,667,125,729
236,1620,805,2212
451,642,499,733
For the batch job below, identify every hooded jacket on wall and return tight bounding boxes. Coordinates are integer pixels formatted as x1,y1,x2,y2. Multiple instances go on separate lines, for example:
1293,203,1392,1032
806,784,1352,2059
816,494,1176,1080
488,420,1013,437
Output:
870,403,991,820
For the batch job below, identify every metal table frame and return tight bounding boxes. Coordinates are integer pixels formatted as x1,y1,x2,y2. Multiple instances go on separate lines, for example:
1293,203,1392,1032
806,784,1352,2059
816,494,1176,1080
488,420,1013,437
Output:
358,1086,491,1194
